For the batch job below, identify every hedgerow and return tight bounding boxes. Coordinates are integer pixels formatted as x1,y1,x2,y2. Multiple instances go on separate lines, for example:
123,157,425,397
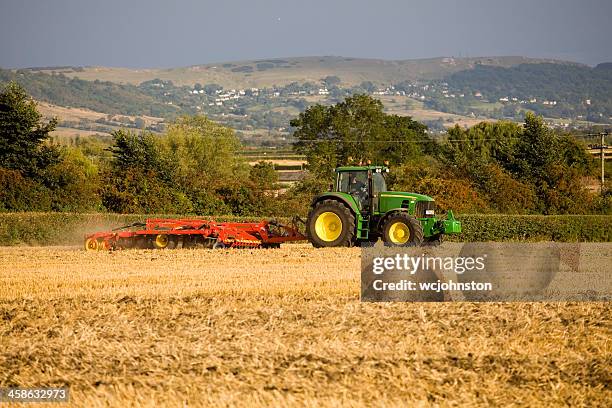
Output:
0,212,609,246
447,214,612,242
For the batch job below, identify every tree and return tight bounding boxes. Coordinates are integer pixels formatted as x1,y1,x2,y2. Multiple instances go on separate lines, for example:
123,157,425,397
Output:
0,82,59,176
322,75,341,88
249,161,278,189
0,83,100,212
440,114,595,214
134,117,146,129
204,84,223,95
101,129,185,213
107,129,169,178
359,81,377,93
291,94,429,180
44,147,101,211
163,115,245,187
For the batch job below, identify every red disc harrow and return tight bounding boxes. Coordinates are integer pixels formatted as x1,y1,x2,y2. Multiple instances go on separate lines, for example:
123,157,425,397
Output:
84,217,307,251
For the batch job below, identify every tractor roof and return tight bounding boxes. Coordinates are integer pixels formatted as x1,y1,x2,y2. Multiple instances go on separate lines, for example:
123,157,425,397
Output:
335,165,389,172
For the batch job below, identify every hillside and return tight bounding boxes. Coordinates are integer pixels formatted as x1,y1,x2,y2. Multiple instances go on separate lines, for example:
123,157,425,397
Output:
428,62,612,122
22,56,575,88
35,102,165,139
0,68,179,118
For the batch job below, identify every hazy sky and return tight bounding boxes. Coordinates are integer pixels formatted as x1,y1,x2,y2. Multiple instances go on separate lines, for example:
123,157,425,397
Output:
1,0,611,68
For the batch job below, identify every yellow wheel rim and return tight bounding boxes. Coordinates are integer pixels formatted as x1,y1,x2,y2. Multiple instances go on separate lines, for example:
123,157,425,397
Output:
315,212,343,242
389,222,410,244
85,238,98,251
155,234,169,249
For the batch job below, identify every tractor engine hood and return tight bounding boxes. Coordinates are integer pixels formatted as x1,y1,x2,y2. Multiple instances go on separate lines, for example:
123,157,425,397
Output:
378,191,435,215
379,192,435,202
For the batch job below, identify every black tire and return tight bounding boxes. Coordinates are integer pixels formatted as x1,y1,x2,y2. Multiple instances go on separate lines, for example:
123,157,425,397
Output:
166,237,178,249
382,212,424,247
306,199,355,248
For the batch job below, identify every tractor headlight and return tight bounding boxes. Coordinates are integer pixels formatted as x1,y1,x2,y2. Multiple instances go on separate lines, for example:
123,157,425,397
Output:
425,209,435,216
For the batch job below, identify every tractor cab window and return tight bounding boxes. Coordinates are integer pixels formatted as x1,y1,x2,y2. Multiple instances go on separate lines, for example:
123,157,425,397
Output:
372,172,387,195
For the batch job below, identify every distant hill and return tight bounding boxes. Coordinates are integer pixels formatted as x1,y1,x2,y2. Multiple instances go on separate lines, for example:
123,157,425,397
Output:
432,62,612,122
0,68,179,118
20,56,579,88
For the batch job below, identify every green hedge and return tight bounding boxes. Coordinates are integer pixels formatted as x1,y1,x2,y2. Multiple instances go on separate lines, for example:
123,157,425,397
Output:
0,212,610,246
448,214,612,242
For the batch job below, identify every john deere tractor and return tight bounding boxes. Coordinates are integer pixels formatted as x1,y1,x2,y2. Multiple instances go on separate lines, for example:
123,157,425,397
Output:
306,165,461,247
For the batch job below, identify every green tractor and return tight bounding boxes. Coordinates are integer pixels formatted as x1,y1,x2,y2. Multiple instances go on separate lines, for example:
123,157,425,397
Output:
306,165,461,247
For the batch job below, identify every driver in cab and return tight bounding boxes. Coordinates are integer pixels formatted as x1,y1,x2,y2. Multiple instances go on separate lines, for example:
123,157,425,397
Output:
349,174,368,208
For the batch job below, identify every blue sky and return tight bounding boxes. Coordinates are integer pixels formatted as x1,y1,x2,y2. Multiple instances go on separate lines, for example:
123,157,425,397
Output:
1,0,611,68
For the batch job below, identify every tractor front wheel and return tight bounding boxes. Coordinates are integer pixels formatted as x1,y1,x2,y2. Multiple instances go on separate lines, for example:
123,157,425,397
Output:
307,199,355,248
382,213,424,247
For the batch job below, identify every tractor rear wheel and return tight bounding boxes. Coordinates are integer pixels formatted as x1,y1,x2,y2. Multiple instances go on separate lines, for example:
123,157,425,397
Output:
307,199,355,248
382,213,424,247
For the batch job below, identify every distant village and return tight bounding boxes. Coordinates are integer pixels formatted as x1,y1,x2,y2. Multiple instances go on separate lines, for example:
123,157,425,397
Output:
134,76,606,138
178,81,592,113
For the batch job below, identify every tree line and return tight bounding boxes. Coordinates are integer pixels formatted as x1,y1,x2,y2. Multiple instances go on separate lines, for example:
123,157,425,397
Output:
1,82,610,216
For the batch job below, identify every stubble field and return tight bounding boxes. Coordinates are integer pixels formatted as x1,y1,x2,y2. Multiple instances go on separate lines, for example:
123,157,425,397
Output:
0,244,610,407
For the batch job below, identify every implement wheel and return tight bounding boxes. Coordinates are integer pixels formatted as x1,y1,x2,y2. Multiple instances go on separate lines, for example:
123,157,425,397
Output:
85,238,98,251
307,199,355,248
154,234,169,249
382,213,424,247
212,240,226,249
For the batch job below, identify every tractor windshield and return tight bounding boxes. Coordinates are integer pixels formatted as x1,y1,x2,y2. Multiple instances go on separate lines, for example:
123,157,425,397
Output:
337,171,367,193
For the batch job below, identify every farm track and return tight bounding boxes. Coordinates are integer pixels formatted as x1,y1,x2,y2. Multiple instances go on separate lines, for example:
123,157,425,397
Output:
0,244,610,407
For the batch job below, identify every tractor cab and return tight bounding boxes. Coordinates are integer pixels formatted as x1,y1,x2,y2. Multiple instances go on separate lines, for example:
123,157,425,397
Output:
334,166,388,213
